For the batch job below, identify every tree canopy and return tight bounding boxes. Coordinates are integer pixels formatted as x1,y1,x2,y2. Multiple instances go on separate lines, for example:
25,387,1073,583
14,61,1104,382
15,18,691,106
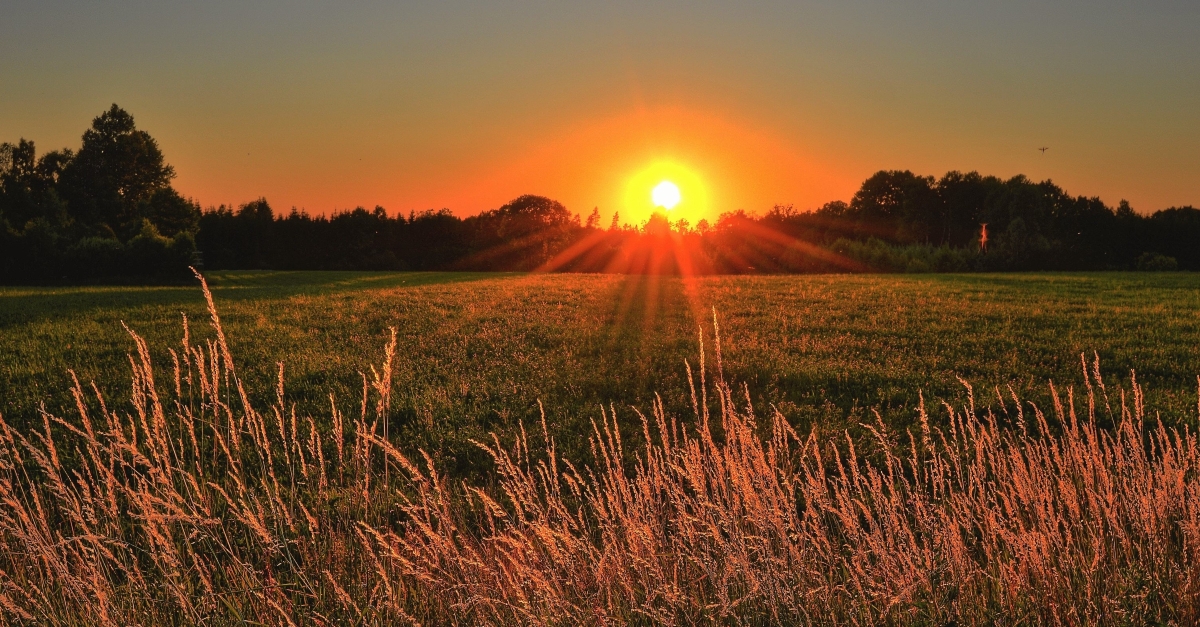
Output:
1,105,198,281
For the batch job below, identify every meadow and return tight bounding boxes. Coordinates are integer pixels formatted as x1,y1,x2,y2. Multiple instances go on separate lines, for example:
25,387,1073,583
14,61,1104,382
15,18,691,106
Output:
2,270,1200,619
2,271,1199,471
2,270,1199,624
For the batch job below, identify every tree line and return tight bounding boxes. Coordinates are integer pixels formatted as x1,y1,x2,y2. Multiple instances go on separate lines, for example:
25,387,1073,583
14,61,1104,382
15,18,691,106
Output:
0,105,201,282
3,105,1197,282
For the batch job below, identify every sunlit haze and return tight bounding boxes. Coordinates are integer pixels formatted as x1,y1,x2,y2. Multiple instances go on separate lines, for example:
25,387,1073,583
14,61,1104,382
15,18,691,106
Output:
3,1,1197,222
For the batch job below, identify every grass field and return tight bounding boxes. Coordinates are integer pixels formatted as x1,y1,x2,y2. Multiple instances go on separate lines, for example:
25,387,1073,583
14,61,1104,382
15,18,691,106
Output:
2,271,1198,471
5,270,1200,624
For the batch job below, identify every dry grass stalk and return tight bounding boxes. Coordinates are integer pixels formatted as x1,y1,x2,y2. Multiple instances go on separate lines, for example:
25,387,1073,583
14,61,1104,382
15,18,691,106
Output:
0,277,1197,625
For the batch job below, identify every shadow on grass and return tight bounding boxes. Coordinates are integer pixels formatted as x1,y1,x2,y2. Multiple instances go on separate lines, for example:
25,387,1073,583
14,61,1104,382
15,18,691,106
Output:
0,271,511,327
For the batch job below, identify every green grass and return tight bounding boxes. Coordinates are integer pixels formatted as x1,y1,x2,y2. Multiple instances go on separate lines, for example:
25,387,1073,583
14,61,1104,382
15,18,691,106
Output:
2,271,1199,474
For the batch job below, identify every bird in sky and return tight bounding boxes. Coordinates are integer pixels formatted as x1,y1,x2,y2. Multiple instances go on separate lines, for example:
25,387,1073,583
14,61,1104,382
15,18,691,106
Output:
1038,147,1049,154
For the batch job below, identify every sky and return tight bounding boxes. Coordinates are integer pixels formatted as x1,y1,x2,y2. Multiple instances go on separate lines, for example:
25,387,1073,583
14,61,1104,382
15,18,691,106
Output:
3,1,1198,224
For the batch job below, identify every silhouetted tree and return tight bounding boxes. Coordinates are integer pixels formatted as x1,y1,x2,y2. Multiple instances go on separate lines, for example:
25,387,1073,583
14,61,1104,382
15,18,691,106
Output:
1145,206,1200,269
848,171,940,243
0,139,75,280
0,140,73,231
461,195,580,270
59,104,176,240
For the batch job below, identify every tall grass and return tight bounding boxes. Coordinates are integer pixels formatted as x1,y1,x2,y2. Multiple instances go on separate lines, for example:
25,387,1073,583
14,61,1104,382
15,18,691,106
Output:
1,274,1198,625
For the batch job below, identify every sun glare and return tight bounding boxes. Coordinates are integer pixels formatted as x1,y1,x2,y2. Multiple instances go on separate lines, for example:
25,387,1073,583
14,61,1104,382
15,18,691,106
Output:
623,160,709,224
651,181,681,209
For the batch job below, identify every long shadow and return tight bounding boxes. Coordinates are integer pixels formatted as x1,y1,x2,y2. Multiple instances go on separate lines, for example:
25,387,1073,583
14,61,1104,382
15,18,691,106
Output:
0,271,507,328
592,274,700,396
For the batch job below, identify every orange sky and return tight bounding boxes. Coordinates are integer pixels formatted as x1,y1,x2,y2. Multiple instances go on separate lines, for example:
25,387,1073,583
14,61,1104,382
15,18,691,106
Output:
156,103,866,226
2,2,1198,223
428,108,857,226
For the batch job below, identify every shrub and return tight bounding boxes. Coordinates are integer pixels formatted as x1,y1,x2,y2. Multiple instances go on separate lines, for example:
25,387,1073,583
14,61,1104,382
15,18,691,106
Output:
65,236,124,279
123,219,195,278
832,238,977,272
1135,251,1179,271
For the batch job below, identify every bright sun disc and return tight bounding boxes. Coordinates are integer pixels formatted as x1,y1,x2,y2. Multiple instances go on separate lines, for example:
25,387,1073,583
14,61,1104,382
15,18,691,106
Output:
623,160,708,223
652,181,681,209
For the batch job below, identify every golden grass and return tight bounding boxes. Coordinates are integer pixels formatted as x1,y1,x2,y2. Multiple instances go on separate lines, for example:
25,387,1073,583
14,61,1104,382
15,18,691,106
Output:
1,273,1198,625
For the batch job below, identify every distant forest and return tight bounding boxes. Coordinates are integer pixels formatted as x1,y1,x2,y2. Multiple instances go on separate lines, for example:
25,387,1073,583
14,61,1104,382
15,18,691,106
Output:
3,105,1197,282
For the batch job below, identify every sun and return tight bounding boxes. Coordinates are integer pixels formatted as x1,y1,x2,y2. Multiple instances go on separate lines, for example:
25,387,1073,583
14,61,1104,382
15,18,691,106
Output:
622,159,710,223
651,181,681,209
